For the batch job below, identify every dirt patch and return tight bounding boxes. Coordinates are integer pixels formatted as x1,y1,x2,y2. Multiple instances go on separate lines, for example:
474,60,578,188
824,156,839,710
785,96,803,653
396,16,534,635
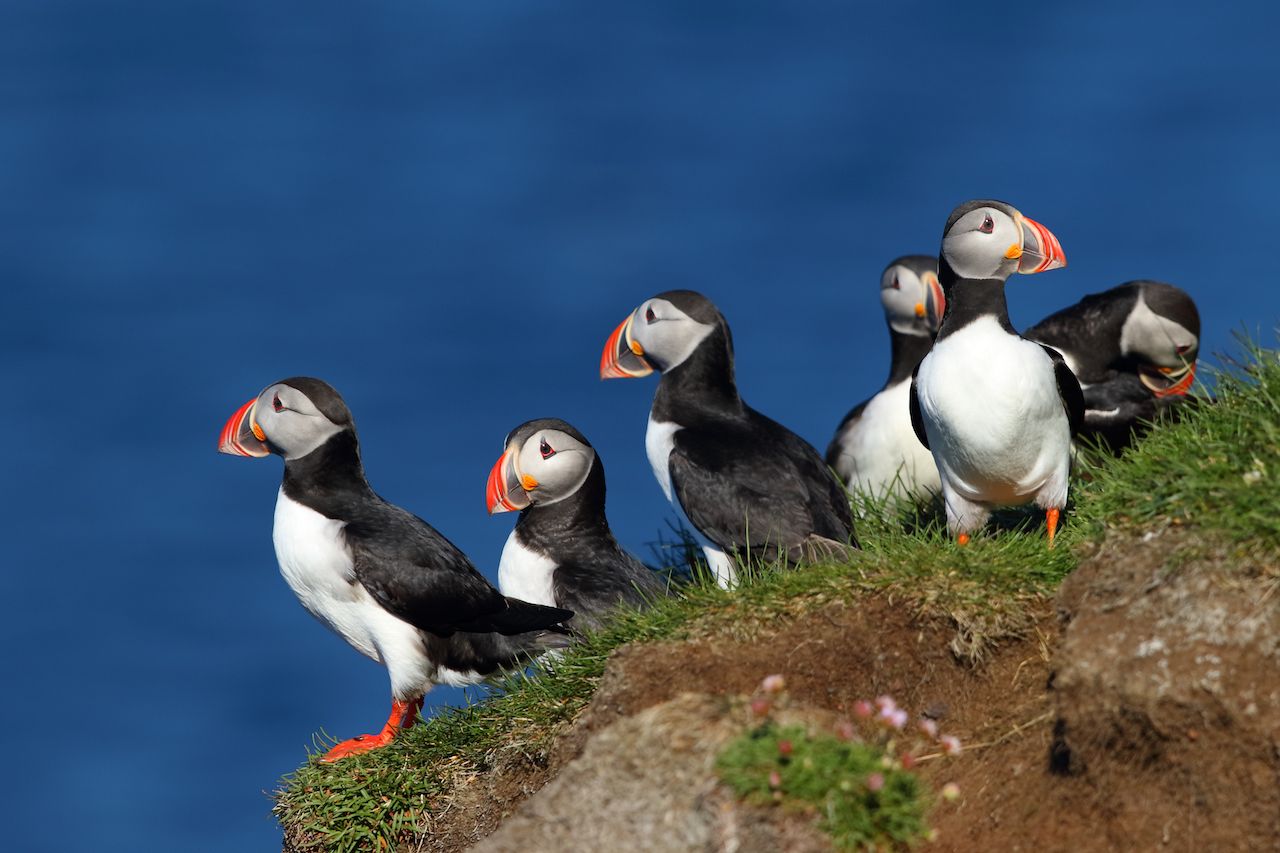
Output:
386,530,1278,852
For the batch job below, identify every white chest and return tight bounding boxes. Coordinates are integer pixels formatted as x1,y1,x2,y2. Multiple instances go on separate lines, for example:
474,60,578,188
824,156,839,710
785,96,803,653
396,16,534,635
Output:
497,528,558,609
837,380,940,500
645,416,681,503
916,318,1070,499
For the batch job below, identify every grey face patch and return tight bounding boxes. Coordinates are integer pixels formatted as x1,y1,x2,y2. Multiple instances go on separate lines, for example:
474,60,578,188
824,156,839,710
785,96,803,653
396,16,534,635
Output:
881,261,945,336
628,297,717,372
1119,292,1199,368
515,428,595,506
253,382,347,460
941,206,1022,280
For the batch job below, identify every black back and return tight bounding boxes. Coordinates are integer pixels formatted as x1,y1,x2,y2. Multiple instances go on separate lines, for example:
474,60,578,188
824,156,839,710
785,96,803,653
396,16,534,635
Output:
283,430,572,637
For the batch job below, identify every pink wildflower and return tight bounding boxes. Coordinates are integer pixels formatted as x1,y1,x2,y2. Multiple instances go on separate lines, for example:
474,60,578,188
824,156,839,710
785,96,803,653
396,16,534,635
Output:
866,772,885,792
750,697,772,717
900,753,917,770
941,782,961,801
853,700,873,720
778,739,793,757
874,695,896,713
940,735,962,756
768,770,782,789
760,674,786,694
918,718,938,739
835,720,856,741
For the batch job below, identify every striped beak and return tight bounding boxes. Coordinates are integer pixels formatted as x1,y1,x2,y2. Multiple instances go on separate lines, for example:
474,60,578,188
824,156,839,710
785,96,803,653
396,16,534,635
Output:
924,271,946,329
1139,360,1196,398
600,312,654,380
486,449,531,514
218,397,270,457
1013,215,1067,274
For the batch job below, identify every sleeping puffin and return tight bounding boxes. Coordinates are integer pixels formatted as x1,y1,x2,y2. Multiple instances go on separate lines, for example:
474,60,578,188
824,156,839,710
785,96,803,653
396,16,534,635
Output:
217,377,572,761
826,255,944,505
910,201,1083,546
1025,281,1199,451
486,418,666,632
601,290,856,588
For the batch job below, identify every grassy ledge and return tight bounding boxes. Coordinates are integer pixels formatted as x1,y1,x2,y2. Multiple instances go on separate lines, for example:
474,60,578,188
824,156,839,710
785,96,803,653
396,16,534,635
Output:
275,342,1280,851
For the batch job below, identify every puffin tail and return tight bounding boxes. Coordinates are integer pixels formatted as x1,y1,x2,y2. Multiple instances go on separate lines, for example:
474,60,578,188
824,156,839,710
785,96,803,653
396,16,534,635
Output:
458,597,575,636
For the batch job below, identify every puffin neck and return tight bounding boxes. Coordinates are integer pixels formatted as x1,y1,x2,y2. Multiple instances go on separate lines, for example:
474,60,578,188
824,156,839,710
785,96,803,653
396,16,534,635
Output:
652,326,743,422
886,327,935,386
282,429,374,511
935,257,1016,341
516,458,611,541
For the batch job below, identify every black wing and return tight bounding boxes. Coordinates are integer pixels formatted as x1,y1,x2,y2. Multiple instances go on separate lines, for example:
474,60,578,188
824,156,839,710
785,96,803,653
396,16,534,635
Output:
908,366,929,450
1039,344,1085,436
669,411,855,558
552,551,664,633
345,500,571,636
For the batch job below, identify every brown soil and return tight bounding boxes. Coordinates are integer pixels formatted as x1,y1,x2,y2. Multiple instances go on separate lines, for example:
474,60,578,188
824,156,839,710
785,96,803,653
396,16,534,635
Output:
397,529,1279,852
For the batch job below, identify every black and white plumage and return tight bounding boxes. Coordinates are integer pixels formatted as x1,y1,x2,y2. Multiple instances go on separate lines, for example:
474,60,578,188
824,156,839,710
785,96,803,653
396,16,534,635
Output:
826,255,944,504
1025,281,1199,451
601,290,857,588
909,201,1083,544
486,418,666,632
218,377,572,761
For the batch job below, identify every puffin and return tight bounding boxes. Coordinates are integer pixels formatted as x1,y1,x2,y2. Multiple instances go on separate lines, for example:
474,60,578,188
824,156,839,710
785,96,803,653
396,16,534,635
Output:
910,200,1084,546
826,255,945,505
1025,281,1199,451
217,377,572,761
485,418,666,632
601,290,857,588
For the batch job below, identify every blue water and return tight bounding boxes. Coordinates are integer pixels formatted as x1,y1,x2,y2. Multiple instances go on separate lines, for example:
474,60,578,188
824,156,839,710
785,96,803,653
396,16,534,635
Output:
3,2,1279,850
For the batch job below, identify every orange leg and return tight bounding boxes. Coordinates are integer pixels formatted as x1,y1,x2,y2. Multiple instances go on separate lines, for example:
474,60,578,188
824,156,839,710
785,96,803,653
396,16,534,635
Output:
1046,507,1060,548
321,696,424,763
957,533,970,546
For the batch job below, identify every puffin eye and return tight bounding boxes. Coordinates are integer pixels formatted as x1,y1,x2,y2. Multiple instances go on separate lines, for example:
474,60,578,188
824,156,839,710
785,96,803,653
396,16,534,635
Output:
978,214,995,234
1176,344,1192,355
539,439,556,460
645,307,657,324
891,276,900,290
273,394,285,412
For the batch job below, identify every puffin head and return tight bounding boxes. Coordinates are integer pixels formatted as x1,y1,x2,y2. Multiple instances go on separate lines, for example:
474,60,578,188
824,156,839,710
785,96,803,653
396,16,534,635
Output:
941,200,1066,281
486,418,597,513
217,376,353,460
1122,282,1200,397
880,255,945,335
600,290,726,379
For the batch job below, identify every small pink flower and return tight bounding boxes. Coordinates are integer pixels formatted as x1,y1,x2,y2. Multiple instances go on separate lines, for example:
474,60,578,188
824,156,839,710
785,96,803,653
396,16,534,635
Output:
879,707,907,730
866,772,885,792
835,720,856,741
918,718,938,739
750,697,772,716
853,700,873,720
900,753,916,769
940,735,962,756
941,782,960,801
768,770,782,789
778,739,793,757
761,674,786,694
874,695,896,713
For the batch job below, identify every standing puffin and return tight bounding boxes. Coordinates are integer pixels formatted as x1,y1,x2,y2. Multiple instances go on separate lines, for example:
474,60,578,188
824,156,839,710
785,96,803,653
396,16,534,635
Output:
910,201,1083,546
826,255,945,504
1025,281,1199,451
601,290,856,588
217,377,572,761
485,418,666,632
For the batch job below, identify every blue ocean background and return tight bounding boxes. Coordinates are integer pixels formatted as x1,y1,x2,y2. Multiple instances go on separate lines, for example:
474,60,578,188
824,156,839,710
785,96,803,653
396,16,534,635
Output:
3,2,1278,850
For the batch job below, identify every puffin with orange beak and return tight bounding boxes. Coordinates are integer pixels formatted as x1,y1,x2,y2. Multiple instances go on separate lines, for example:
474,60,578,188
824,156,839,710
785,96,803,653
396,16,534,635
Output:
1025,280,1199,452
909,200,1084,546
826,255,945,505
601,290,856,588
217,377,572,762
486,418,665,632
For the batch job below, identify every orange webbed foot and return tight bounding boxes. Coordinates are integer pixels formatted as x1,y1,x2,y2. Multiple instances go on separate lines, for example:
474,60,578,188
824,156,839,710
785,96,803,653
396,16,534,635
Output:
1046,507,1061,548
318,696,424,763
957,533,970,546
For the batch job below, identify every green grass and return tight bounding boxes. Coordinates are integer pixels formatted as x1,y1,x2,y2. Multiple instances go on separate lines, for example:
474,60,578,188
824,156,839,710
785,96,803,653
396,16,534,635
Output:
276,342,1280,852
716,721,927,850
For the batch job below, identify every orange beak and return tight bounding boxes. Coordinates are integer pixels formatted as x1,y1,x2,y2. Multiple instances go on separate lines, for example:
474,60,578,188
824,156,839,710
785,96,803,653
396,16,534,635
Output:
1016,215,1067,274
1140,361,1197,398
218,398,270,457
486,450,531,514
924,273,946,329
600,313,654,380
